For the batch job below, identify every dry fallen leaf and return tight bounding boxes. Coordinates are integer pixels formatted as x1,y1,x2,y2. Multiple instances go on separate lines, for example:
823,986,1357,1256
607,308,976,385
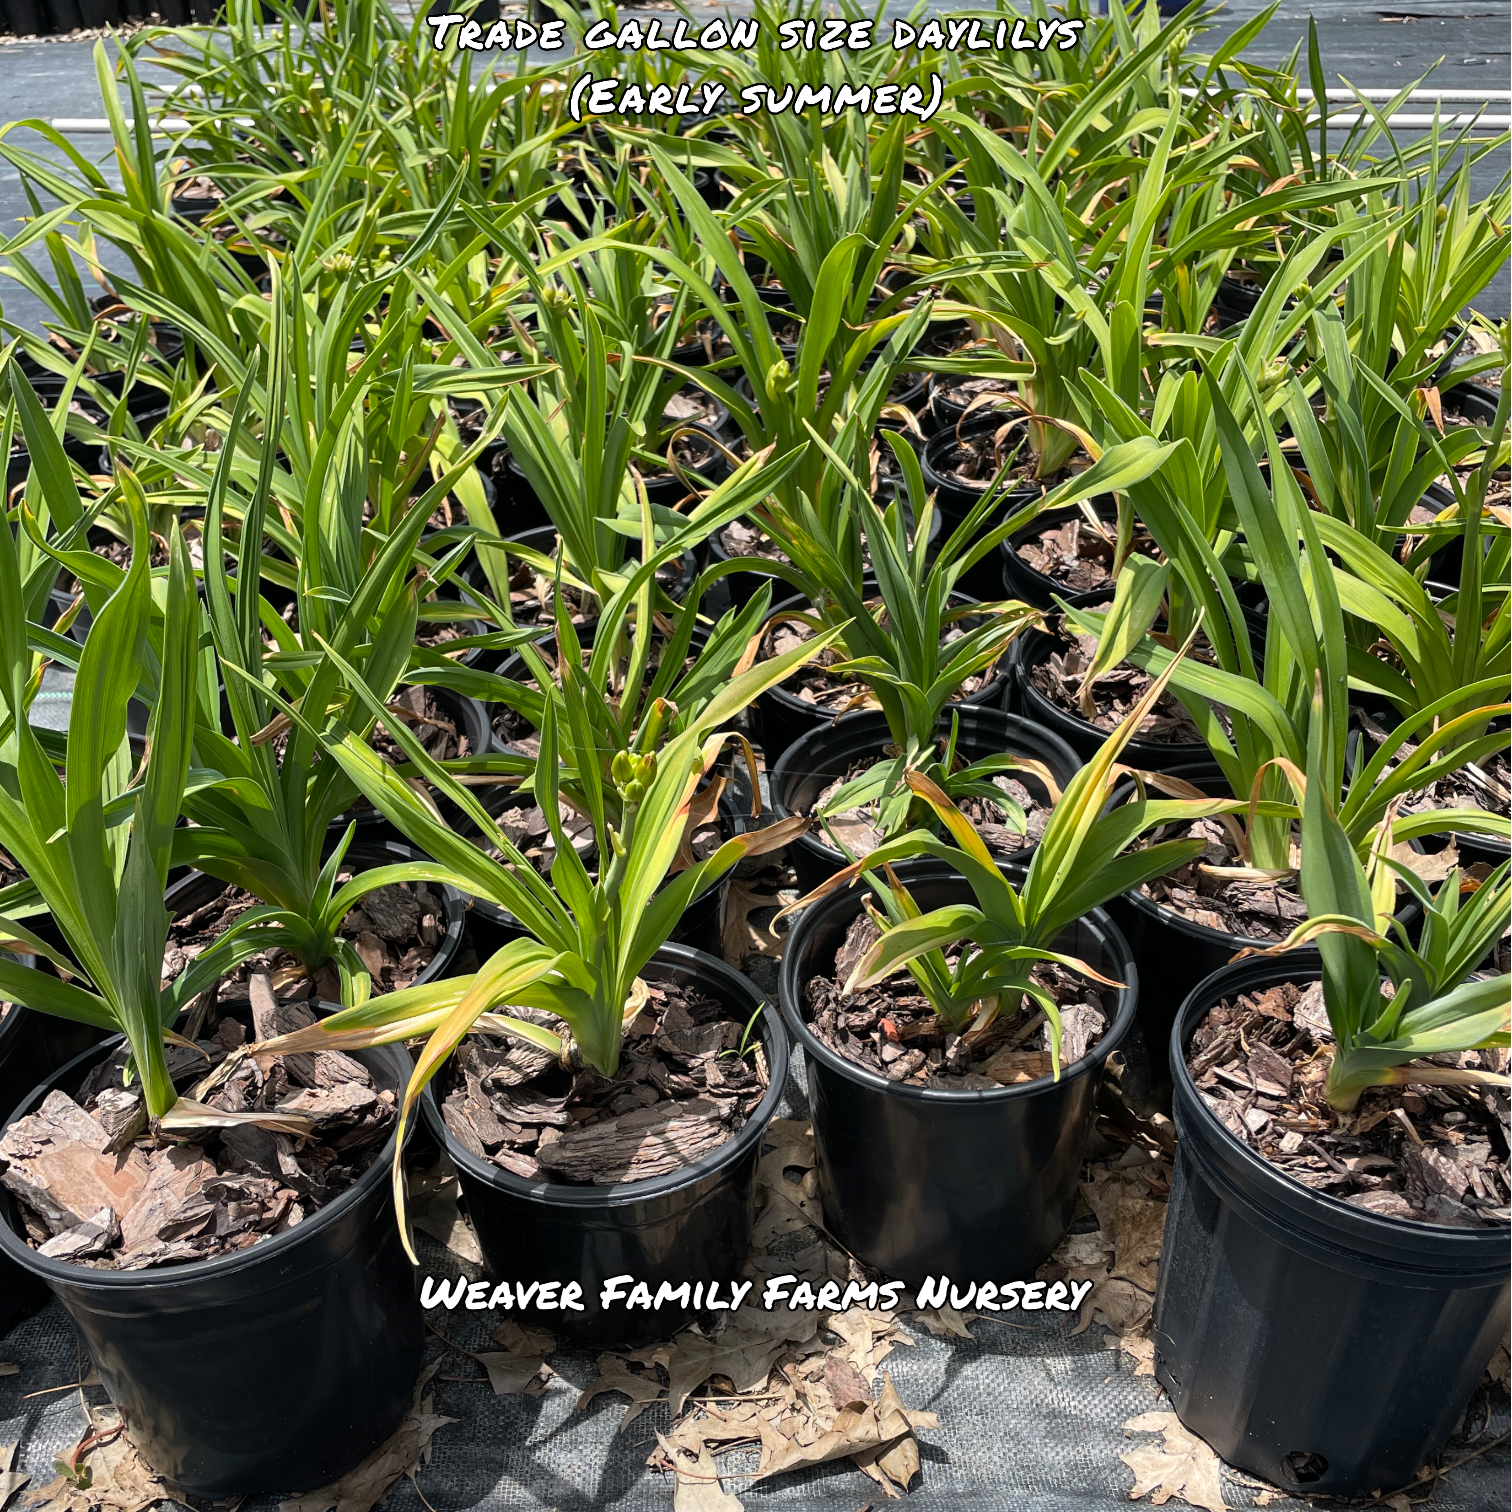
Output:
625,1306,827,1419
1050,1155,1171,1347
491,1318,556,1358
721,881,788,965
1387,838,1459,885
472,1353,552,1397
751,1119,823,1248
753,1396,912,1481
851,1373,929,1496
910,1307,973,1339
25,1407,172,1512
1,1444,30,1512
1109,1198,1165,1292
278,1372,456,1512
1120,1410,1227,1512
407,1159,482,1267
826,1308,903,1378
577,1355,666,1428
659,1437,744,1512
1117,1331,1157,1378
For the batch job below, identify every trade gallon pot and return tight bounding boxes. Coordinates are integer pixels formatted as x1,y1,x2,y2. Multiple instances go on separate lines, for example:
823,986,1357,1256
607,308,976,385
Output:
166,840,468,992
0,1034,422,1495
1105,763,1427,1114
777,860,1136,1283
999,499,1121,610
1154,953,1509,1497
0,965,103,1331
769,707,1080,894
1008,623,1211,771
422,944,788,1348
921,417,1035,530
754,592,1010,768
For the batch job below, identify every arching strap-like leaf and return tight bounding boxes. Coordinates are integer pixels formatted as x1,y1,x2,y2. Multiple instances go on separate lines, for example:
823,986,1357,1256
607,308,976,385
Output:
848,904,987,993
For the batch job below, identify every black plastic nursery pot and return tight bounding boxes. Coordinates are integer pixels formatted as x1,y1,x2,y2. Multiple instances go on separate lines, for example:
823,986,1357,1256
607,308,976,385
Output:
921,417,1040,530
753,592,1011,767
706,496,943,612
165,839,468,992
460,784,739,961
924,375,1011,439
0,1029,422,1495
1213,273,1264,326
1008,622,1211,771
420,944,789,1348
777,860,1137,1284
1153,951,1510,1498
999,498,1121,610
0,972,104,1333
1441,377,1499,425
769,707,1081,895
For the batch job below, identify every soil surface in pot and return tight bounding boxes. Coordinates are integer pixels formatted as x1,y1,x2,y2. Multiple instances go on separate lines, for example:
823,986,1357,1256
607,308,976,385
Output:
930,373,1013,421
804,912,1111,1090
491,630,695,754
372,686,475,763
1188,981,1510,1227
1136,816,1306,939
489,552,686,632
438,979,768,1183
1028,622,1212,743
1016,517,1158,594
0,986,397,1270
670,315,741,366
931,415,1089,492
719,518,788,563
763,610,999,712
634,427,724,493
164,877,450,1002
1395,750,1510,835
661,385,725,429
474,788,727,877
803,756,1050,863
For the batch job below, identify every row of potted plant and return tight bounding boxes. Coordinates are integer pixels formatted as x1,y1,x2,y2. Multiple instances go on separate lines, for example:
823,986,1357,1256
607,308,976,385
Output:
0,0,1505,1502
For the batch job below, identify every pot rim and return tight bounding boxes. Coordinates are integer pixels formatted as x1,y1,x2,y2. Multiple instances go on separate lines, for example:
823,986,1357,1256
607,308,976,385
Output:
769,707,1081,864
166,839,469,995
1110,763,1427,951
422,943,789,1210
758,590,1009,719
999,498,1121,605
777,858,1137,1104
0,1030,415,1290
1011,622,1212,761
1170,949,1508,1254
